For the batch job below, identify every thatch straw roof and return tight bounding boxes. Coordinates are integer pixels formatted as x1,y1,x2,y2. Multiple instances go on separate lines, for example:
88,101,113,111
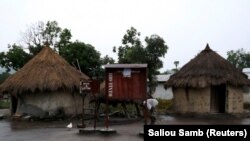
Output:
0,47,89,95
165,44,250,88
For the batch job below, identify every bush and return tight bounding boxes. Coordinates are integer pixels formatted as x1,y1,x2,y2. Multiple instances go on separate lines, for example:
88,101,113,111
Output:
156,99,173,113
0,100,10,109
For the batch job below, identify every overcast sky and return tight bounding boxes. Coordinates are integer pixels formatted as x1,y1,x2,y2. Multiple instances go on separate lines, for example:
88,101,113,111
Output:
1,0,250,72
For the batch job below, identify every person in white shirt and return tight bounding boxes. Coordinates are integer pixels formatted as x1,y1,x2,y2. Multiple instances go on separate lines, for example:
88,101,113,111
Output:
142,96,159,125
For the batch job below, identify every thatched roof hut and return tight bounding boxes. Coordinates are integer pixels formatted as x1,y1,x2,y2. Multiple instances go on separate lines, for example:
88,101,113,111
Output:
165,44,249,88
165,44,249,114
0,47,90,117
0,47,89,95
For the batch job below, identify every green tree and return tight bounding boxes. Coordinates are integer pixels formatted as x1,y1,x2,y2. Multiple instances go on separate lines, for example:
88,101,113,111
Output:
0,72,10,84
145,34,168,94
0,20,114,81
101,55,115,65
0,44,31,72
173,60,179,72
113,27,144,63
0,21,71,71
22,21,70,56
227,48,250,70
113,27,168,94
42,21,62,47
60,41,102,79
174,61,179,69
57,28,72,54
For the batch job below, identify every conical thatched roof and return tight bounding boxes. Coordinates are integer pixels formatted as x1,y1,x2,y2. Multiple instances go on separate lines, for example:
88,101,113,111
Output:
165,44,250,88
0,47,89,95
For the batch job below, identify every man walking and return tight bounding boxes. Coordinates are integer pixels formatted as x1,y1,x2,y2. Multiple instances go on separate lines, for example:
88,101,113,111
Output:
142,96,159,125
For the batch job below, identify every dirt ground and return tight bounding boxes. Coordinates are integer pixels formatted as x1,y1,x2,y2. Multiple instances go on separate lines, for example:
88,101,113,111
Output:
0,117,145,141
1,109,250,141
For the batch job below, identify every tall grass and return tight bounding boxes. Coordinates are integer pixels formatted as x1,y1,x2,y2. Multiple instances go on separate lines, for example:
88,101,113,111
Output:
0,100,10,109
156,99,173,113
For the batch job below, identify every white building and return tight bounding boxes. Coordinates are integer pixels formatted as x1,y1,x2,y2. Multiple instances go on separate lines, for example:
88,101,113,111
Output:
243,68,250,79
243,68,250,104
152,74,173,100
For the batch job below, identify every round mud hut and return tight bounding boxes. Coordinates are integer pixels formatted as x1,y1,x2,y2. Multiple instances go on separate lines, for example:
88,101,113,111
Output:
0,47,90,118
165,44,250,114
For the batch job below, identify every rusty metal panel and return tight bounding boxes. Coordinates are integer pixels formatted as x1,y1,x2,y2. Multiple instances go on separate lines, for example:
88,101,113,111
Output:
105,64,147,101
79,79,100,96
90,80,100,96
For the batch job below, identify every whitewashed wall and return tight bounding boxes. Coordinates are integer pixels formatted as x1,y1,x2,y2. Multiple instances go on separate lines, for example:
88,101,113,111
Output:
243,68,250,104
152,74,173,100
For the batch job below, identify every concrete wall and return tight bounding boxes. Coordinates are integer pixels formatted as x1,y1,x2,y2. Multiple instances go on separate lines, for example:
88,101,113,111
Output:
173,87,210,113
244,91,250,104
242,68,250,104
173,85,244,114
153,83,173,100
15,92,93,118
227,85,243,113
243,86,250,104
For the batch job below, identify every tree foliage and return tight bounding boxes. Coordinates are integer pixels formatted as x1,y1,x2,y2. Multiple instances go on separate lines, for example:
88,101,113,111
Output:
0,20,114,81
101,55,115,65
0,21,67,71
145,34,168,94
0,72,10,84
0,44,31,71
113,27,168,94
60,41,103,79
227,48,250,70
173,61,179,72
57,28,72,53
22,21,69,55
114,27,144,63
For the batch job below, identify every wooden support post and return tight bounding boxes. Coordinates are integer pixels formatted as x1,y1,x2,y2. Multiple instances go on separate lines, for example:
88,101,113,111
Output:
93,95,97,130
81,93,86,128
105,95,109,129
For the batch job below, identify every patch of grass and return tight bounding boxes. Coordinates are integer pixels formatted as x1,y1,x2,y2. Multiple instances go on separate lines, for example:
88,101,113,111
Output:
97,99,174,116
108,103,138,115
0,100,10,109
156,99,173,113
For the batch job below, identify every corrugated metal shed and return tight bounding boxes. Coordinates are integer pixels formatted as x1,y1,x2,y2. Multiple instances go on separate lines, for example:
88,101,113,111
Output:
105,64,147,101
243,68,250,79
105,64,147,68
155,74,172,82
